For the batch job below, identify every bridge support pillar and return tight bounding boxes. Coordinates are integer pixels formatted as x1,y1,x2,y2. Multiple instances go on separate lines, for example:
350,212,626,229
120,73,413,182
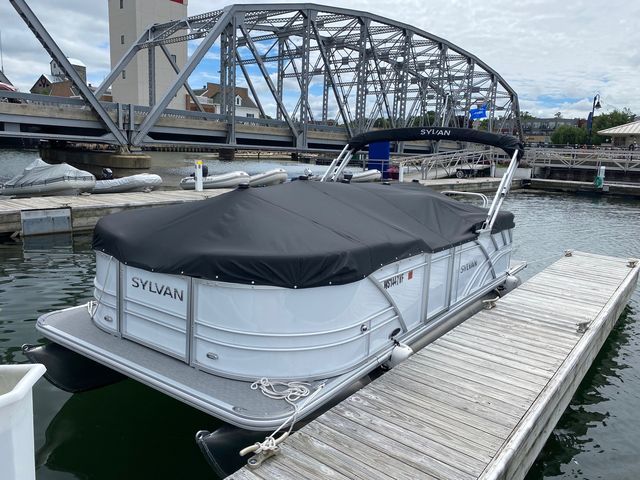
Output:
218,147,235,161
39,144,151,175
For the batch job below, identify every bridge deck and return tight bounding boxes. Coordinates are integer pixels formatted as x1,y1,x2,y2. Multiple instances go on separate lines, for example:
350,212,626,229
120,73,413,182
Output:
0,189,230,236
228,251,639,480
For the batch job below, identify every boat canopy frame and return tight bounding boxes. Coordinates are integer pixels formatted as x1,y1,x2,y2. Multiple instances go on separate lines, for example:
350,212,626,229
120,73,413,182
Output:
320,126,524,232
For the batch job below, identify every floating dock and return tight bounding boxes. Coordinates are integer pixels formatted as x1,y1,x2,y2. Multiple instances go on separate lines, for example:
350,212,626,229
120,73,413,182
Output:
0,189,230,237
228,251,639,480
525,178,640,198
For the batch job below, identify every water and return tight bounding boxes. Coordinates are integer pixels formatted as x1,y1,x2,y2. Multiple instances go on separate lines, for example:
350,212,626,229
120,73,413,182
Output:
1,150,640,479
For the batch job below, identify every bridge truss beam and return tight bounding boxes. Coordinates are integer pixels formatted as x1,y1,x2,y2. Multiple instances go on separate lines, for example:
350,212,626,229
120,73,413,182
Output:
7,2,522,151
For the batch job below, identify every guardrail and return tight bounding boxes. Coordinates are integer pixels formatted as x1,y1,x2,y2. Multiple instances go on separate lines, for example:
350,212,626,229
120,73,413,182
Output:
524,147,640,172
392,147,498,180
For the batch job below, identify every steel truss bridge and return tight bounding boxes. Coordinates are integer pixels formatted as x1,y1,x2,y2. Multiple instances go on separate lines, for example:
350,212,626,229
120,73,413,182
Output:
0,1,522,153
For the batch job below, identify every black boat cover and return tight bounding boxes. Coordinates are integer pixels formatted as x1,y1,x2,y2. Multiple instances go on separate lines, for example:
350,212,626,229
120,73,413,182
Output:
92,181,514,289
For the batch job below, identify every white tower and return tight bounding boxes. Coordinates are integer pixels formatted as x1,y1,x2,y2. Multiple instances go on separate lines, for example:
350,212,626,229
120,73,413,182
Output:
108,0,188,109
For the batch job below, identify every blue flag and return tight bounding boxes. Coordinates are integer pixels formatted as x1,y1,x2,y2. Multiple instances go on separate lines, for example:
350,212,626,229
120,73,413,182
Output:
470,106,487,120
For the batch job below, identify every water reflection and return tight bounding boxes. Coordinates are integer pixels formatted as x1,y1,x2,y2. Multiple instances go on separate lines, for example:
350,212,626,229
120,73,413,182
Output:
0,235,94,364
36,380,216,479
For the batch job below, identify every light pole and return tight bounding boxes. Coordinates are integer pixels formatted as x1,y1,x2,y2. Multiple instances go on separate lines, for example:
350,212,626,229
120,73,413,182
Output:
587,93,601,145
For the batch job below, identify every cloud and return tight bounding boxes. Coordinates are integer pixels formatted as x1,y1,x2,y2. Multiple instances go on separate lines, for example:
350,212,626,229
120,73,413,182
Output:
1,0,638,120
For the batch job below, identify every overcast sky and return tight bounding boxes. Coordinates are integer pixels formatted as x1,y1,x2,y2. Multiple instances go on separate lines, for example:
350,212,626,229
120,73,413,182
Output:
1,0,638,120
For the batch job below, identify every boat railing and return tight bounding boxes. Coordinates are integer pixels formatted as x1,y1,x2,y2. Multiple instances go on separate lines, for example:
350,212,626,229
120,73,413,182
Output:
440,190,489,208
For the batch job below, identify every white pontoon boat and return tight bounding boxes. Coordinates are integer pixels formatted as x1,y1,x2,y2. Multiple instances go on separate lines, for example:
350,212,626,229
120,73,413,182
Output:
25,127,525,476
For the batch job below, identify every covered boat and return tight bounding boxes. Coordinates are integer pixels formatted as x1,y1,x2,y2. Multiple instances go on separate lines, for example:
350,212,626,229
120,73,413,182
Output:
92,173,162,194
1,159,95,196
27,126,525,474
179,170,250,189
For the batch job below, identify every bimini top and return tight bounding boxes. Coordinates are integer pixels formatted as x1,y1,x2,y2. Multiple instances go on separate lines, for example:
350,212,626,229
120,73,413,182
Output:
348,127,524,160
92,181,514,289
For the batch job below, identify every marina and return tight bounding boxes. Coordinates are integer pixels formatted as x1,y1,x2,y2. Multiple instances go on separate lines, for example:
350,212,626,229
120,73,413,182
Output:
1,186,639,479
229,251,639,479
0,0,639,479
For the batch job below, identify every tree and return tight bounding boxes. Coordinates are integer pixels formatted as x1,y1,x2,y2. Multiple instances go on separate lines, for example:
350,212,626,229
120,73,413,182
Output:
554,111,562,119
591,108,636,144
550,124,587,145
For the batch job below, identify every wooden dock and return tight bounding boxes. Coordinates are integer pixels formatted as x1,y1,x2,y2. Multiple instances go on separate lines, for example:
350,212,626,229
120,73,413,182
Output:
0,189,230,236
228,251,639,480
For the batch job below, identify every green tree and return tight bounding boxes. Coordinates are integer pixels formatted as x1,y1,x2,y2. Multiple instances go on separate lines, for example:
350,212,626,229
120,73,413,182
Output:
551,124,587,145
591,108,636,144
554,111,562,119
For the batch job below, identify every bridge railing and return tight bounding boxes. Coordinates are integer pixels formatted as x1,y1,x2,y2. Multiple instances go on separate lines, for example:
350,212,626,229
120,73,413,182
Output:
524,147,640,172
0,90,346,137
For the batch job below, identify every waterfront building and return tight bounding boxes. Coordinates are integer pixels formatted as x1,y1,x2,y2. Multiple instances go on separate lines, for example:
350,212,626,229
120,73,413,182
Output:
598,120,640,148
108,0,188,109
521,117,582,144
30,58,87,95
186,83,260,118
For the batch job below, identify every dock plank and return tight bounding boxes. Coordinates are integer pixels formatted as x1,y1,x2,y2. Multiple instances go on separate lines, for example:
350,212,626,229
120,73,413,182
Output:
228,252,639,480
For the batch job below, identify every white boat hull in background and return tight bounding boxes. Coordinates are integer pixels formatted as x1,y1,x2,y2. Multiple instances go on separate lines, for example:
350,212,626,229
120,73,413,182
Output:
249,168,288,187
349,169,381,183
92,174,163,194
1,178,96,196
179,171,250,190
1,159,95,197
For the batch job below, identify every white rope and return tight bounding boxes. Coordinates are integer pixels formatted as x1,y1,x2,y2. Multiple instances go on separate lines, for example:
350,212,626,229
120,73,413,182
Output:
241,378,326,457
250,378,313,404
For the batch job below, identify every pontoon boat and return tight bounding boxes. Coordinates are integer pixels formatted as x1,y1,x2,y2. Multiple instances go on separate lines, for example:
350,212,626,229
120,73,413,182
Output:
25,127,525,476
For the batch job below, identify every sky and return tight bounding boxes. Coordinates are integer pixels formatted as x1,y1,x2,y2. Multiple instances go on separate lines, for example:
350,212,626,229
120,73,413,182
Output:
0,0,639,120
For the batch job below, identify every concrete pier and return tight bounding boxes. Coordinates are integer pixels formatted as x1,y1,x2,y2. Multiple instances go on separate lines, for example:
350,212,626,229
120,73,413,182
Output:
39,146,151,174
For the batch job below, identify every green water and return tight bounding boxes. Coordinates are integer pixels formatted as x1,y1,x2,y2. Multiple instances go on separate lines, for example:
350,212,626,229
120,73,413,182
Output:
1,151,639,478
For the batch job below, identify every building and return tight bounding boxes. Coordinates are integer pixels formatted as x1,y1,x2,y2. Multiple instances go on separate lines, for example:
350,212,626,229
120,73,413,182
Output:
598,121,640,149
30,58,89,95
0,70,13,86
108,0,188,109
521,117,582,144
185,83,260,118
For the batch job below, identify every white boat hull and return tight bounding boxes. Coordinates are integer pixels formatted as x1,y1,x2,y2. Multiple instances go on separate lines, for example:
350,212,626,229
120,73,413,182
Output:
249,169,288,187
179,171,250,190
349,169,381,183
92,174,162,194
89,229,513,381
